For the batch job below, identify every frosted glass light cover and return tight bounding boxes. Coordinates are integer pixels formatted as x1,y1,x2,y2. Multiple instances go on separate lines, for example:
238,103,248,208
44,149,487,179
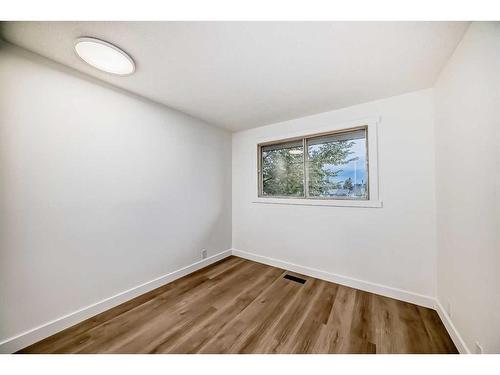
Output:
74,37,135,76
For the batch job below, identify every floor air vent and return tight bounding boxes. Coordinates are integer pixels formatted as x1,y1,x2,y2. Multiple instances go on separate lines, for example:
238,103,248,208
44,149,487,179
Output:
283,274,306,284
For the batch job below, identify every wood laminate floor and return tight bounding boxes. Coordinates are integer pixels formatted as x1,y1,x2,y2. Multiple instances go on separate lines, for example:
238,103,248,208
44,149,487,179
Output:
18,256,457,354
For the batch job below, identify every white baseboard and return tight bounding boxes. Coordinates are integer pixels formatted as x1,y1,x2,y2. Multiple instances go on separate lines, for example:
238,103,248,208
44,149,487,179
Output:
231,249,436,309
435,300,470,354
0,249,232,354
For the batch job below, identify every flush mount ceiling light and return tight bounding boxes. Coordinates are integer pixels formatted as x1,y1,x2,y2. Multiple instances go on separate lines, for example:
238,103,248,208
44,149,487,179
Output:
74,37,135,76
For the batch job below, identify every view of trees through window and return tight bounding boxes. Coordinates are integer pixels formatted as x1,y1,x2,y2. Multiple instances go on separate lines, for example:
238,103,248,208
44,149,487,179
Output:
261,140,304,197
260,128,368,200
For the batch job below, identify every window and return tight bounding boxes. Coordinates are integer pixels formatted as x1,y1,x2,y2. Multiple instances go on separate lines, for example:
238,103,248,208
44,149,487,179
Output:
258,127,368,200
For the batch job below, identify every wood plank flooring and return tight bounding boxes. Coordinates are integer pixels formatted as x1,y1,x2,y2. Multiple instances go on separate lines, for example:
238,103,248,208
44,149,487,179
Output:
17,256,457,354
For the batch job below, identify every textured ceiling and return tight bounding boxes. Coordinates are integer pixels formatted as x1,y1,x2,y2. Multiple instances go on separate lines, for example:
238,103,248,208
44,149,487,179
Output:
0,21,468,131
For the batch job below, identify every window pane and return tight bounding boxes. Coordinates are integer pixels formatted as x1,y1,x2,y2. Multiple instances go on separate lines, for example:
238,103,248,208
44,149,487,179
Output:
261,140,304,197
306,128,368,200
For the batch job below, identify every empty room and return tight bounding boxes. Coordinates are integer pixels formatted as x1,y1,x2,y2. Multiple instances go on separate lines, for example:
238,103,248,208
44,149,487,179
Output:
1,3,500,371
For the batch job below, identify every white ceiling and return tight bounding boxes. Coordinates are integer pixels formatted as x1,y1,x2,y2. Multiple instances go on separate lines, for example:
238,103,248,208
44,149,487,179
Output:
0,22,468,131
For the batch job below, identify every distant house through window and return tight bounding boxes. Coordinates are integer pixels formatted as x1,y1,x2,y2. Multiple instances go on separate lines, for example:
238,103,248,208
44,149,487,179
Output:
258,127,369,200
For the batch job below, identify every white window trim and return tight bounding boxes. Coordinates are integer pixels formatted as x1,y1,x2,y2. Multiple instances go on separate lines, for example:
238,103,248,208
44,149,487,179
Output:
253,116,382,208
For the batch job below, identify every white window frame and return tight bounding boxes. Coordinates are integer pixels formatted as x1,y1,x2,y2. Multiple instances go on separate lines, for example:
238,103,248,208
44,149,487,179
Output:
253,117,382,208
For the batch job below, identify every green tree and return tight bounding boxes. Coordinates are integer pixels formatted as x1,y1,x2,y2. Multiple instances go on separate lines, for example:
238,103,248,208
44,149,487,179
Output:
307,140,358,196
342,177,353,191
262,140,358,197
262,146,304,196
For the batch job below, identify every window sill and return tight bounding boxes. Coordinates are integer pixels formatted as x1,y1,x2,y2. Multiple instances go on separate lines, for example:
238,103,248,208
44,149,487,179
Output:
252,197,383,208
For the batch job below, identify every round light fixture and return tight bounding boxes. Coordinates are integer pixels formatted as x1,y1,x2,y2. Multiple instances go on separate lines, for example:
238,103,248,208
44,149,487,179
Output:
74,37,135,76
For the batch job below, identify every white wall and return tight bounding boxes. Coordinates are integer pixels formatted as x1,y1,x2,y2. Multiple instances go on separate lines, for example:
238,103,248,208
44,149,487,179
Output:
232,89,437,299
434,22,500,353
0,42,232,345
